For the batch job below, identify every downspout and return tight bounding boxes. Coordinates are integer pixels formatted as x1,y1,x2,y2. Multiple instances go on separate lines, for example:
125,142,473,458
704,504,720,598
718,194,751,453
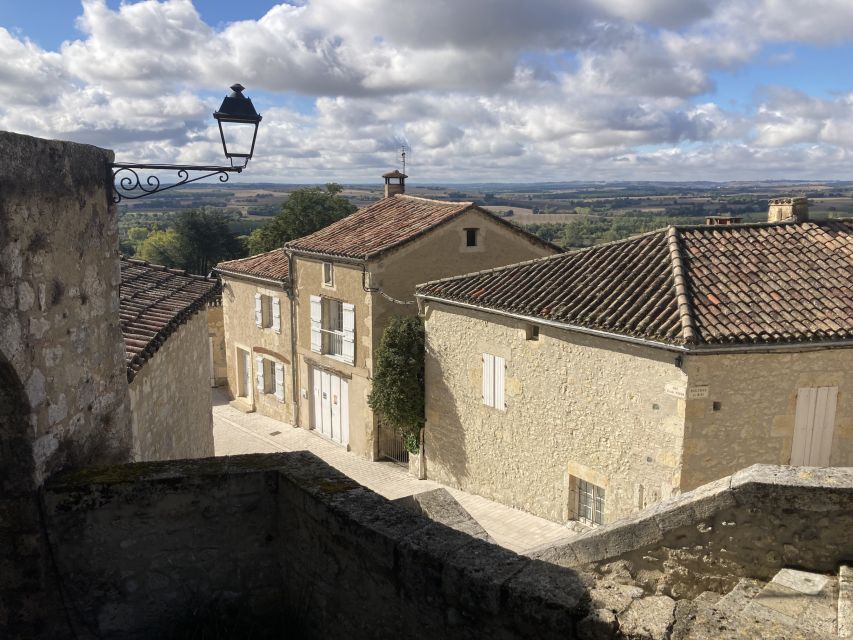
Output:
286,248,299,426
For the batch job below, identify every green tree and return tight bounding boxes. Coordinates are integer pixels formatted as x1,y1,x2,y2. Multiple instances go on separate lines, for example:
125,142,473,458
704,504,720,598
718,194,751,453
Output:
173,209,244,275
137,229,182,267
368,316,425,453
247,184,356,254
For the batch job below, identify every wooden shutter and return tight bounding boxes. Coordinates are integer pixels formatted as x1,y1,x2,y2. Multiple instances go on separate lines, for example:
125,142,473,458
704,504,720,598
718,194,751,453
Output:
310,295,322,353
255,355,265,392
494,355,505,411
274,363,285,402
254,293,263,327
482,353,494,407
272,297,281,334
342,303,355,365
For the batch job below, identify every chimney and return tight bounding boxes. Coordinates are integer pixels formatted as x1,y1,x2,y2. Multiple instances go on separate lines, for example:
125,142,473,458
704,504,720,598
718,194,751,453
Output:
705,215,743,226
382,169,407,197
768,196,808,223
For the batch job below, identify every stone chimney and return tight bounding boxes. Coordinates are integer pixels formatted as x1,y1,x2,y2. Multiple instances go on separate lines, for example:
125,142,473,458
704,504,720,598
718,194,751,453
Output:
705,215,742,226
768,197,808,223
382,169,407,197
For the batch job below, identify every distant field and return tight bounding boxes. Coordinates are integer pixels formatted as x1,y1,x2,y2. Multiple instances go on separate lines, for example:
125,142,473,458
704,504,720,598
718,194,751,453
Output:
509,211,581,224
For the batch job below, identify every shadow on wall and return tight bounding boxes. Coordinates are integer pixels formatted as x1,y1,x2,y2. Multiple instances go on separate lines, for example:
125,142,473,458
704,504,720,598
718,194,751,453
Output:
423,349,470,490
43,451,595,640
0,351,66,638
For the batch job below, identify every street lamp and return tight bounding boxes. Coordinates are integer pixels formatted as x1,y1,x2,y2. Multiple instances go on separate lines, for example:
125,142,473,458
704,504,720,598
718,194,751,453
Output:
111,83,263,203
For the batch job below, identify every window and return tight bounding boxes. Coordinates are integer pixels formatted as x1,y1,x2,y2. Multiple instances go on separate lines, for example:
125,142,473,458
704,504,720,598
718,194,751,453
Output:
465,228,479,247
255,357,286,403
576,478,605,526
309,295,355,365
254,293,281,332
482,352,505,410
525,324,539,341
323,262,334,287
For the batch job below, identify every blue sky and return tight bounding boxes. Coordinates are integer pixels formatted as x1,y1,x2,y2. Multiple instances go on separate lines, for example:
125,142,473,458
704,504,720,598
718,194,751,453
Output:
2,0,853,182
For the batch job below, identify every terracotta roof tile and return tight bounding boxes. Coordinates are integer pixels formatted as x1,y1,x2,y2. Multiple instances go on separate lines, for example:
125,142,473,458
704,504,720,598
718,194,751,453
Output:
121,258,220,381
215,248,290,282
285,194,558,260
416,220,853,347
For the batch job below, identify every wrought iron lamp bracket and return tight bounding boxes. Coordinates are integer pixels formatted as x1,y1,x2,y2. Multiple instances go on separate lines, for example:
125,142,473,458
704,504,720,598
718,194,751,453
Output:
109,162,244,204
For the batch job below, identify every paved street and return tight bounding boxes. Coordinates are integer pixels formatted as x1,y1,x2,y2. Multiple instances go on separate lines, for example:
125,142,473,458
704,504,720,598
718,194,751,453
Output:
212,389,576,554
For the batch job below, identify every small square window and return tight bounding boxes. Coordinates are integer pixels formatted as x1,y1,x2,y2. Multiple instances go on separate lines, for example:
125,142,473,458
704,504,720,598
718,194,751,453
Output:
525,324,539,341
465,228,479,247
575,478,605,526
323,262,334,287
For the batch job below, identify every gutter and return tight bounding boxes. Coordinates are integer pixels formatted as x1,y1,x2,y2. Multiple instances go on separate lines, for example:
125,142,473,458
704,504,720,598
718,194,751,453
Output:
416,294,853,356
284,247,366,266
214,268,290,290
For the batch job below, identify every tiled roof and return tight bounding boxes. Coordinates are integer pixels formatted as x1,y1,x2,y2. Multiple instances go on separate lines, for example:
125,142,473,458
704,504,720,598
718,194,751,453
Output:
215,248,290,283
416,220,853,348
120,258,220,381
285,194,558,260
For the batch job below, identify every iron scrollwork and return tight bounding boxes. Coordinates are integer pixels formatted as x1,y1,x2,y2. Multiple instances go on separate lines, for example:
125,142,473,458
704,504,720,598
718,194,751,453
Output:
110,163,242,204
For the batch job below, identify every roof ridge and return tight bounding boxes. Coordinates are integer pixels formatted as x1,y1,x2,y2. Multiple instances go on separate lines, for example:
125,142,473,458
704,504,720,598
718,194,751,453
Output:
395,193,473,206
665,227,697,344
120,256,214,282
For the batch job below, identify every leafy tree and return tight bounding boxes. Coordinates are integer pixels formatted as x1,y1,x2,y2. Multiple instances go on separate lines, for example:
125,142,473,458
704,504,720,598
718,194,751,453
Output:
368,316,425,454
137,229,183,267
247,184,356,255
173,209,244,275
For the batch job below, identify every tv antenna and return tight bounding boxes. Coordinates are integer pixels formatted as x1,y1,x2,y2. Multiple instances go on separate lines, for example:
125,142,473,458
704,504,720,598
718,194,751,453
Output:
400,144,408,174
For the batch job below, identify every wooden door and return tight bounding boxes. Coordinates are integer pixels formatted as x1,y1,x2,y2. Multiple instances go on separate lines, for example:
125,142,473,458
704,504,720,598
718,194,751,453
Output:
791,386,838,466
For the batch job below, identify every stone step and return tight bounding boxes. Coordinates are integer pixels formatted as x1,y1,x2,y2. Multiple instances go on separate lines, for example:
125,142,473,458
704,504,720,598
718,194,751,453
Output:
840,565,852,638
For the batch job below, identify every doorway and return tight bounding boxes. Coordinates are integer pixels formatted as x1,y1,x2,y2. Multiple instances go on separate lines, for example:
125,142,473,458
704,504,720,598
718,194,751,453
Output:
311,367,349,446
791,386,838,466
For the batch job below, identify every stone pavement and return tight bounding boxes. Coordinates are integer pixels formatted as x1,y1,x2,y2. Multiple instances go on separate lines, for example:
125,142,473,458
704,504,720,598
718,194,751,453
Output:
212,389,576,554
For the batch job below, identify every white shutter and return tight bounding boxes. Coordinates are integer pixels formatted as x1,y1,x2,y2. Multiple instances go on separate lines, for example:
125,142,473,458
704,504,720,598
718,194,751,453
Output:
342,303,355,365
482,353,494,407
272,297,281,334
310,295,322,353
255,355,265,392
274,363,285,402
494,355,505,411
254,293,263,327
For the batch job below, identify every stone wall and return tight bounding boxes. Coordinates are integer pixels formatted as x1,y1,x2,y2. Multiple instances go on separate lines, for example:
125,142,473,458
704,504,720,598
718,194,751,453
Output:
0,131,131,482
535,464,853,599
423,301,685,523
680,348,853,490
128,311,214,461
221,275,295,423
207,302,227,387
44,452,592,639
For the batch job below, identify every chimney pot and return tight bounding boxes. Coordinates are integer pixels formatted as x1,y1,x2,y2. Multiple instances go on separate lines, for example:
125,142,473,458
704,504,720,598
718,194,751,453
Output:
382,169,407,197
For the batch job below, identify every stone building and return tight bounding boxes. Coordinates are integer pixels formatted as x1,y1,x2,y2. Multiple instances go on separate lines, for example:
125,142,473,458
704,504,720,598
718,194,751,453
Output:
121,258,220,461
216,172,560,461
416,209,853,525
215,248,294,423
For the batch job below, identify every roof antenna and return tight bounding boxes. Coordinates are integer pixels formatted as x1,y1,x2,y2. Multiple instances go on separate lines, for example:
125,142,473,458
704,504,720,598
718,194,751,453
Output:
401,144,408,175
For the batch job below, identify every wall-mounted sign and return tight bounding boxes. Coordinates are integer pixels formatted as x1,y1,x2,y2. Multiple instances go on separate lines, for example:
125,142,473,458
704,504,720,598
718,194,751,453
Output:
688,385,709,399
664,382,686,398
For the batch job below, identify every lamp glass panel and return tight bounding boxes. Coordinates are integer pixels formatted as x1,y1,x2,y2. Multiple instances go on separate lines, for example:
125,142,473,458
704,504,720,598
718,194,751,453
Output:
221,121,257,157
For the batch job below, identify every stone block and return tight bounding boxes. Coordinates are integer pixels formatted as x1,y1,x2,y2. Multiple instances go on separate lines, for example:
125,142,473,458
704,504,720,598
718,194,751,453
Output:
617,595,675,640
577,608,618,640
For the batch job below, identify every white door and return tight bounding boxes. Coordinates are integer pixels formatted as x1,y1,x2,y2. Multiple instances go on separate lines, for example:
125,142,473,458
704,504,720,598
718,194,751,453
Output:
310,366,349,446
243,351,251,398
791,386,838,466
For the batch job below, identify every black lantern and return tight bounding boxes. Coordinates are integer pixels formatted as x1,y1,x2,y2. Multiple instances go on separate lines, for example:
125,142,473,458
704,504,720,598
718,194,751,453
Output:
110,83,263,203
214,83,263,167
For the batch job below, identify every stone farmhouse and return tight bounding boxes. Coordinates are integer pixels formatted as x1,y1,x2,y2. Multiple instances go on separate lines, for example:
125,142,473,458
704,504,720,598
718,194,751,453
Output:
216,172,559,461
415,203,853,525
120,257,220,461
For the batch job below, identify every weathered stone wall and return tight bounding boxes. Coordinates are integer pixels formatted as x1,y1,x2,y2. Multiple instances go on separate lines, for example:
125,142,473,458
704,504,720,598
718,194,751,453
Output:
221,276,294,423
293,258,374,457
535,464,853,599
423,302,685,523
680,348,853,490
44,452,592,639
128,311,214,461
207,302,227,386
0,131,131,482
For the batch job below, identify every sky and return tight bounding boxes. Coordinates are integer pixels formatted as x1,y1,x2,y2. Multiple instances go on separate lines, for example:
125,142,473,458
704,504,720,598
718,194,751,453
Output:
2,0,853,183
